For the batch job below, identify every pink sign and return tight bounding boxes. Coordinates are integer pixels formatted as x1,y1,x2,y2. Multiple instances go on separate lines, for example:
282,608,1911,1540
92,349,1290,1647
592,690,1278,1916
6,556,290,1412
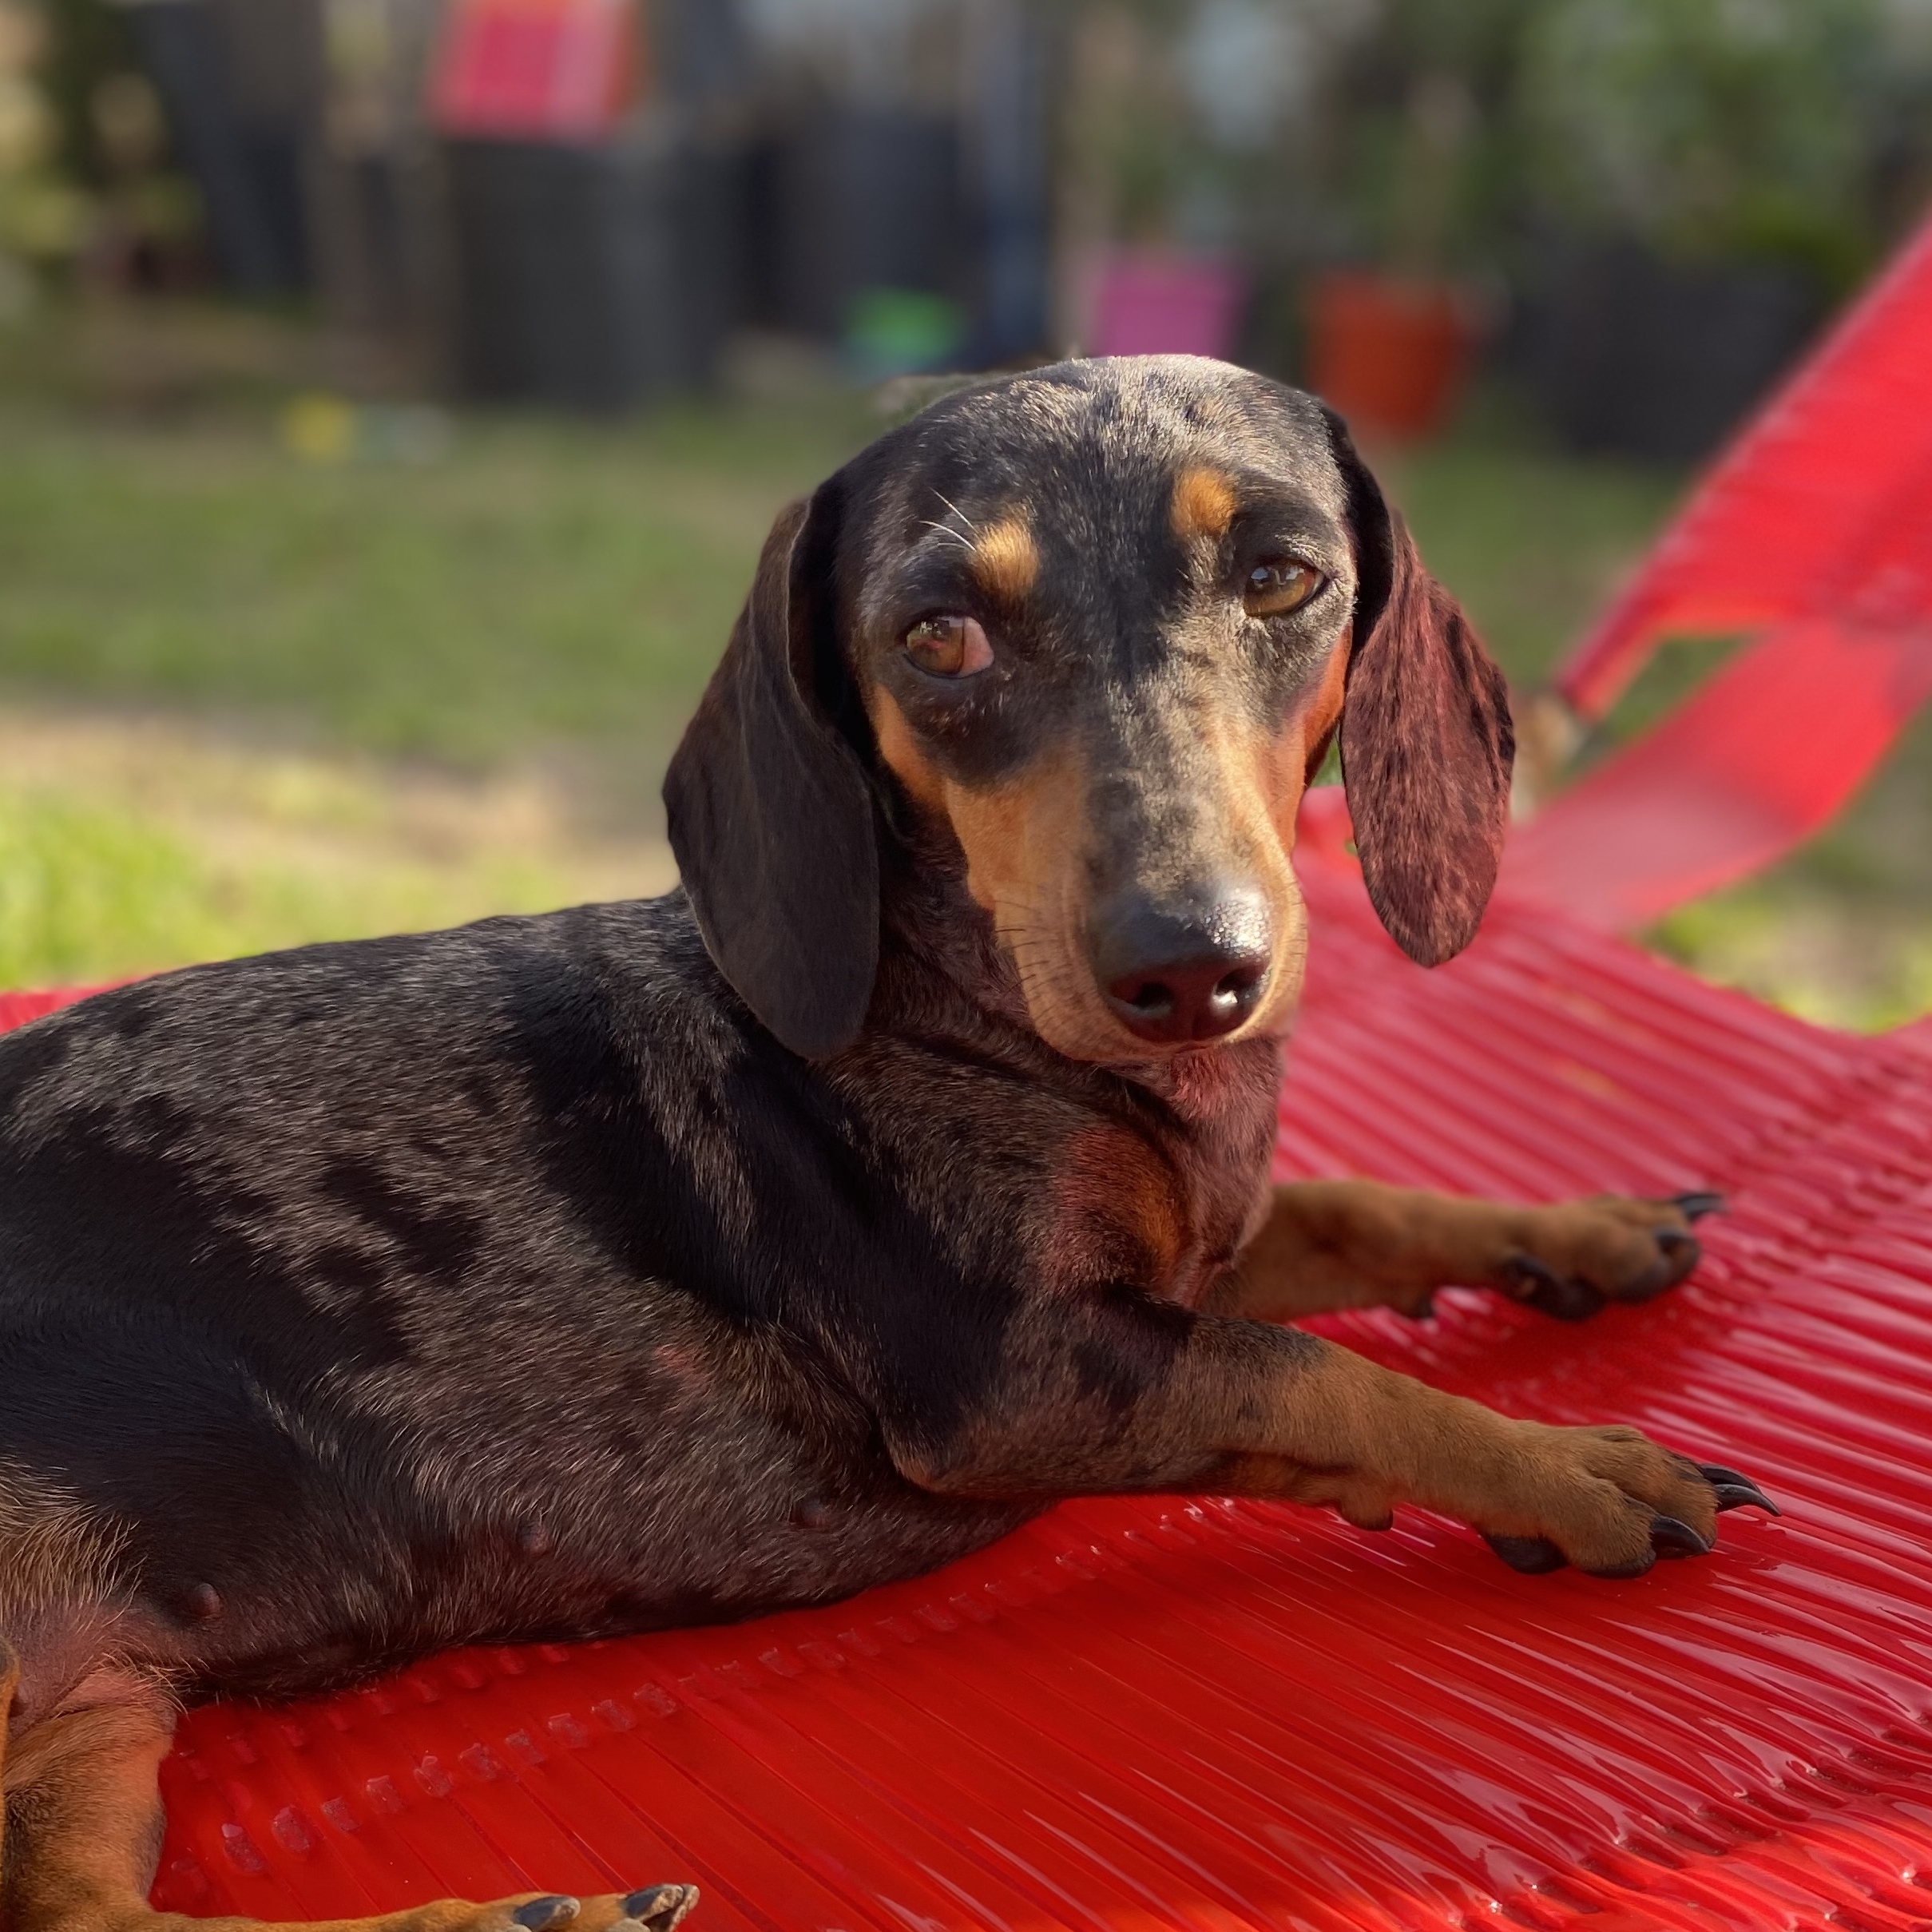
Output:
429,0,639,142
1089,251,1246,359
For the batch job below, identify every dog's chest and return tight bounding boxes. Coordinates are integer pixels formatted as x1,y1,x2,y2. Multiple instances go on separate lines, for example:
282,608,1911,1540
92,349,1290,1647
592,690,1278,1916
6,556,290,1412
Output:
1046,1047,1282,1304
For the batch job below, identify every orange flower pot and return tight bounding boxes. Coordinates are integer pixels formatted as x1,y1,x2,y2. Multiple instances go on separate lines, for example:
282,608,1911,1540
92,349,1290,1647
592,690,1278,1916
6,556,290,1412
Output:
1306,270,1478,441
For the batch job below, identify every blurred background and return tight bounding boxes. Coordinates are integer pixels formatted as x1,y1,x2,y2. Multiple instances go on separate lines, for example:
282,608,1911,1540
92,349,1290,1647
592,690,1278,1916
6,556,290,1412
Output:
1,0,1930,1024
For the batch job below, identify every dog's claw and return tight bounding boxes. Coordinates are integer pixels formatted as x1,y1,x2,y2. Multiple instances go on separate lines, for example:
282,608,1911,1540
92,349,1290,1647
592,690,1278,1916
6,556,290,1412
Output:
1500,1254,1605,1322
1485,1532,1567,1573
1671,1191,1726,1223
1402,1292,1437,1322
1542,1279,1606,1320
621,1886,700,1931
1698,1462,1782,1515
1649,1513,1710,1558
514,1900,579,1932
1618,1227,1701,1301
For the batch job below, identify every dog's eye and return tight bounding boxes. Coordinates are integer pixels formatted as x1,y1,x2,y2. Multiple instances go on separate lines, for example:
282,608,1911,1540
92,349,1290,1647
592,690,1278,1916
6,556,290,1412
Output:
1244,560,1323,617
904,614,994,678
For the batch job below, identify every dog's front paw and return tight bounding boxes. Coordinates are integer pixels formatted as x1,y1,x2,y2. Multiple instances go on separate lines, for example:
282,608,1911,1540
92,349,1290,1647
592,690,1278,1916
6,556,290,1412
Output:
1492,1191,1722,1322
1470,1421,1776,1578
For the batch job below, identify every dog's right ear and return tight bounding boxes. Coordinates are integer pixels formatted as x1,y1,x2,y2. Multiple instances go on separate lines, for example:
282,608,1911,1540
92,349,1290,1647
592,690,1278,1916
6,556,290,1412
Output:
664,487,880,1059
1325,410,1515,968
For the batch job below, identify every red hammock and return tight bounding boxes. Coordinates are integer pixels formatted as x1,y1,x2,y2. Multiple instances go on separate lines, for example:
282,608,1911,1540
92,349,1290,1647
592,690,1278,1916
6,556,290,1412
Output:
12,211,1932,1932
1508,213,1932,932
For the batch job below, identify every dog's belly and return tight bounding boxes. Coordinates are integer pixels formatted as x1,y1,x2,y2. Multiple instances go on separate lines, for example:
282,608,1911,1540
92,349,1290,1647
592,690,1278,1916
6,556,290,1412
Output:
0,1309,1037,1708
0,1250,1039,1709
162,1449,1039,1705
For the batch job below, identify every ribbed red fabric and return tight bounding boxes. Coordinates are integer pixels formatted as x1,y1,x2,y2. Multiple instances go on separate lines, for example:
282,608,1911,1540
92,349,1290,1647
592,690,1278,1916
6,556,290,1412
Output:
1506,614,1932,930
1496,211,1932,931
1558,213,1932,723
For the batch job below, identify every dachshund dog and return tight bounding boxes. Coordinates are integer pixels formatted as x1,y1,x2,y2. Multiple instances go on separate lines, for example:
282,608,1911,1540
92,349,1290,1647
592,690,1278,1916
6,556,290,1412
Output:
0,357,1773,1932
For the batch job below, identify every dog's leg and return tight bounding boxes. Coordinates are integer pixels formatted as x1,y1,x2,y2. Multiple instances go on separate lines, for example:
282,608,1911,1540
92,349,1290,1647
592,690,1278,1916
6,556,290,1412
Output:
1206,1178,1715,1323
0,1671,697,1932
886,1289,1772,1577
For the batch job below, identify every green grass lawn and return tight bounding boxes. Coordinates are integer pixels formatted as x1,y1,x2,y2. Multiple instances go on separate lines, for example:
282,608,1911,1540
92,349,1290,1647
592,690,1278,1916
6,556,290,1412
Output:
0,304,1925,1025
0,388,865,771
0,303,872,980
0,705,674,988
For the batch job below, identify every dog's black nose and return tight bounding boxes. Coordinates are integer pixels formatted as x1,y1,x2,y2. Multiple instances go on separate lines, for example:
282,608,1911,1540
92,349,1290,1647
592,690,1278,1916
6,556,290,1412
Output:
1092,887,1273,1045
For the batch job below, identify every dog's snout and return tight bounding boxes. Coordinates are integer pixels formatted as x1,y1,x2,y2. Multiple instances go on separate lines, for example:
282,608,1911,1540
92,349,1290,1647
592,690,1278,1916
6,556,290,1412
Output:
1092,886,1273,1045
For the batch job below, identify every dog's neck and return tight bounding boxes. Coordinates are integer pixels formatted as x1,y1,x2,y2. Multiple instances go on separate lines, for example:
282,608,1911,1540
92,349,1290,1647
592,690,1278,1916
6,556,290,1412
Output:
863,824,1284,1304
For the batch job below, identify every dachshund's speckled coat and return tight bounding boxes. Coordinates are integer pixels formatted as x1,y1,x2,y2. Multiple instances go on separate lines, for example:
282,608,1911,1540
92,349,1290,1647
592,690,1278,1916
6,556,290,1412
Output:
0,359,1766,1932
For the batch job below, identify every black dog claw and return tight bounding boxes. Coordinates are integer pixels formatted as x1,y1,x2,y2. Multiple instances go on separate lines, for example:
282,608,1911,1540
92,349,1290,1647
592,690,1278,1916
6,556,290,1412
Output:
1499,1254,1605,1323
1622,1227,1702,1301
1649,1513,1711,1558
1542,1277,1607,1321
1697,1462,1782,1515
1402,1292,1438,1322
514,1899,578,1932
1485,1532,1567,1573
1671,1191,1727,1223
622,1886,700,1931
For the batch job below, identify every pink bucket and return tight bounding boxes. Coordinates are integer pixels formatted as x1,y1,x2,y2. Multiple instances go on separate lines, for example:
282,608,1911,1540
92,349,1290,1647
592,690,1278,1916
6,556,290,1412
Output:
1088,251,1246,360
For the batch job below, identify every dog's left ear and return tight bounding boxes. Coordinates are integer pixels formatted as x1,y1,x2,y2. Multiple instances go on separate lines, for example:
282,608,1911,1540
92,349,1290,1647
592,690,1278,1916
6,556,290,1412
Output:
664,484,880,1058
1326,411,1515,966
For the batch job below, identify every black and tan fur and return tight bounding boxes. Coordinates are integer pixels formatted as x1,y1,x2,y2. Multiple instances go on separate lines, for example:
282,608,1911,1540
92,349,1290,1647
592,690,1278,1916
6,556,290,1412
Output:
0,357,1771,1932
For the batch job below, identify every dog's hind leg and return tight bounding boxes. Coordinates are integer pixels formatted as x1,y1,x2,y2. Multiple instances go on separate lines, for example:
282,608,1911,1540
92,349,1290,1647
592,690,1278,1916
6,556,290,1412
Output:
0,1673,697,1932
1209,1178,1715,1323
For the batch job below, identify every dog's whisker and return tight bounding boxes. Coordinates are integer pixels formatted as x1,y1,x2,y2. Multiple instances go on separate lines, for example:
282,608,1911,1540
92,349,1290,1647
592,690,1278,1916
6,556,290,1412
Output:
916,519,977,554
930,490,980,537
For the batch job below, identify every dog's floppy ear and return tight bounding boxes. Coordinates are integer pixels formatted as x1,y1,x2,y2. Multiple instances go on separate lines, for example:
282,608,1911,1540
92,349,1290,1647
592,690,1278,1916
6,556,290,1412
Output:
1327,412,1515,966
664,486,880,1057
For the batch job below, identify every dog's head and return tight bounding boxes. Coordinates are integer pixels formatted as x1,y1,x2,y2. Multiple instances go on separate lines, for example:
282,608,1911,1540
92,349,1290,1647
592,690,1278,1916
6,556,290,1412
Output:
666,356,1513,1062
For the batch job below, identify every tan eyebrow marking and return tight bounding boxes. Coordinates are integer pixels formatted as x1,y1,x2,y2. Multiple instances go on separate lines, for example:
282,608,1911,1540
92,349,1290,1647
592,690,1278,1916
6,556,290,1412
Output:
970,518,1039,601
1172,466,1238,542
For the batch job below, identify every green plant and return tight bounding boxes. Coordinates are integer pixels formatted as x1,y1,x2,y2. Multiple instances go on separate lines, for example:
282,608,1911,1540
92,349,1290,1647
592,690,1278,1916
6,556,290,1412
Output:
0,0,85,285
27,0,133,188
1517,0,1925,287
1327,0,1542,278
